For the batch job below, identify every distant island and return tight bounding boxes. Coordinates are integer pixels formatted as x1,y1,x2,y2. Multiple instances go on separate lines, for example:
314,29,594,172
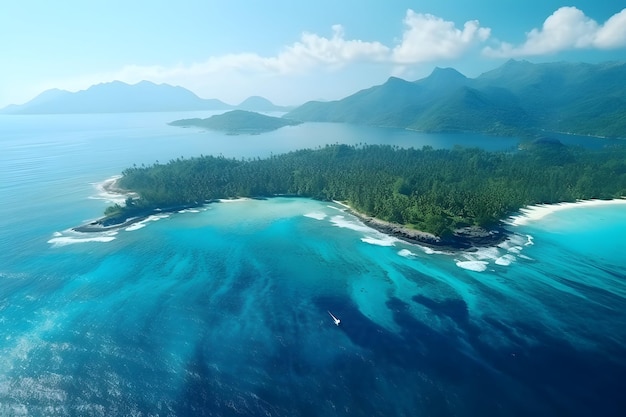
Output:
284,60,626,138
78,140,626,249
236,96,293,112
4,60,625,138
169,110,301,134
0,81,290,114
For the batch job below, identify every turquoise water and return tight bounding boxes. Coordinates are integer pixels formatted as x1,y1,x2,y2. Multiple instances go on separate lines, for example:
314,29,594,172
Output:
1,113,625,416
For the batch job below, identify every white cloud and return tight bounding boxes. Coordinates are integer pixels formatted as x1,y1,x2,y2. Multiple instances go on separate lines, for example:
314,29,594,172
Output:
271,24,390,71
392,10,491,64
484,7,626,57
113,25,390,79
595,9,626,48
48,9,490,94
32,25,390,105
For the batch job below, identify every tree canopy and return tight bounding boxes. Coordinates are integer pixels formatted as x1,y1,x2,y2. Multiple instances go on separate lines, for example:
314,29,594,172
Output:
112,141,626,236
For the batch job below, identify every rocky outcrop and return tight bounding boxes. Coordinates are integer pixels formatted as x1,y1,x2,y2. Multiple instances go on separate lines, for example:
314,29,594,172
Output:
341,203,508,250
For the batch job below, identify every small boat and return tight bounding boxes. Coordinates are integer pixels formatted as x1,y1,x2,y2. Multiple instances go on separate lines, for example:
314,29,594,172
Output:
328,311,341,326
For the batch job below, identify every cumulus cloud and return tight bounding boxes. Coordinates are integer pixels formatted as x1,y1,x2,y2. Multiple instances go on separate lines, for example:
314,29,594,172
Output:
123,25,389,79
271,24,390,71
43,25,390,98
71,9,489,86
41,9,493,104
392,10,491,63
484,7,626,57
594,9,626,48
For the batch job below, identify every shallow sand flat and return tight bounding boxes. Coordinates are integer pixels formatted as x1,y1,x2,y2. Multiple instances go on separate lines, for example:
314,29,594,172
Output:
507,198,626,226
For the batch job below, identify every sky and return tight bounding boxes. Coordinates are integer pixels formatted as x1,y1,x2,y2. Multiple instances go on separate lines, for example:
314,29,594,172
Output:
1,0,625,108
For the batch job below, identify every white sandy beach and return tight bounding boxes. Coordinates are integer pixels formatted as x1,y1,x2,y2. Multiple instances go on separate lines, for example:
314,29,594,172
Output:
218,197,253,203
507,198,626,226
91,175,138,204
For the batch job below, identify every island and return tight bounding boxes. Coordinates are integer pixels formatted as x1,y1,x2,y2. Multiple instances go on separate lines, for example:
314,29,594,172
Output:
1,80,233,114
75,139,626,249
169,110,301,134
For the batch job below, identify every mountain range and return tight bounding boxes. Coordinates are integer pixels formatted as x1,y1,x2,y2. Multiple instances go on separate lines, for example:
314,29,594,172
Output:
1,81,289,114
284,60,626,138
3,60,625,138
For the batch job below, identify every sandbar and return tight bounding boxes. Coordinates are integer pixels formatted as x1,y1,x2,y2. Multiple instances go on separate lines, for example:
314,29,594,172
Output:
507,198,626,226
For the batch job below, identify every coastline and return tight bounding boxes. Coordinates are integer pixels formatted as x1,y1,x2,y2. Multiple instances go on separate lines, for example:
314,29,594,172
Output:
333,200,508,250
73,213,149,233
75,177,506,249
98,175,138,199
79,178,624,250
73,177,201,233
507,198,626,226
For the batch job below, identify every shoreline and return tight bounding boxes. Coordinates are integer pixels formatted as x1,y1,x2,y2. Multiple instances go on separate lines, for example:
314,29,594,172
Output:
73,203,206,233
75,177,507,249
333,200,508,250
73,177,203,233
78,178,624,250
507,198,626,226
99,175,138,199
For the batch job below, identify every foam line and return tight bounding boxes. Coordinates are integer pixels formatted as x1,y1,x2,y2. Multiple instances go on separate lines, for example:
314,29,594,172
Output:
330,215,376,234
218,198,251,203
397,249,416,258
304,212,326,220
455,260,488,272
495,254,516,266
48,235,116,247
330,215,401,247
89,175,128,205
124,214,170,232
361,236,396,246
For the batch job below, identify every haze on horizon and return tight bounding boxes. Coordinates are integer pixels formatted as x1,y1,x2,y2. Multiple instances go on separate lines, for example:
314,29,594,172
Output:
1,0,625,108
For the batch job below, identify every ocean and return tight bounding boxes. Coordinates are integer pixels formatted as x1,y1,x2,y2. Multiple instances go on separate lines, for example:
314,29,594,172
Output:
1,113,625,417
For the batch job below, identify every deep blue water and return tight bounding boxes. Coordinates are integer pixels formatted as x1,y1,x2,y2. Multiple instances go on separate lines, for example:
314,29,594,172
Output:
1,113,625,417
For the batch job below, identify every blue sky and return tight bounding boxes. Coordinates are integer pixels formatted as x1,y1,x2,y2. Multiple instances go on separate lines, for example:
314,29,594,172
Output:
1,0,625,107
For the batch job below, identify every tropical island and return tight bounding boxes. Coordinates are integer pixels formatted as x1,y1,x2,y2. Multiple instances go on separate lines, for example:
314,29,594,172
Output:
77,140,626,249
169,110,301,134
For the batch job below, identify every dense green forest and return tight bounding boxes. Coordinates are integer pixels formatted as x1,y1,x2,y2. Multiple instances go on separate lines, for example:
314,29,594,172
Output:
108,141,626,236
